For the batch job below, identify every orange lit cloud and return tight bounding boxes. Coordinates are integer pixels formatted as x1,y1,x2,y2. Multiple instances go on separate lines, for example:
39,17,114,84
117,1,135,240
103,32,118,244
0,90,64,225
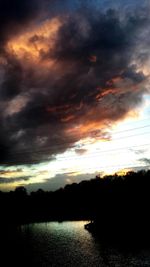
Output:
61,115,76,122
0,3,149,168
6,17,61,65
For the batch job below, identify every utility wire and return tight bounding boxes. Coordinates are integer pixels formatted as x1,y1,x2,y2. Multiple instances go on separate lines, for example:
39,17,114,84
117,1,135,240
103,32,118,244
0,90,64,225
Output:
1,136,150,165
3,126,150,157
57,143,150,161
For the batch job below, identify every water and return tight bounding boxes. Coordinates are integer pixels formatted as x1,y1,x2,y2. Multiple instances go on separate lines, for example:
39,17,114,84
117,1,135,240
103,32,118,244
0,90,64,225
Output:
2,221,150,266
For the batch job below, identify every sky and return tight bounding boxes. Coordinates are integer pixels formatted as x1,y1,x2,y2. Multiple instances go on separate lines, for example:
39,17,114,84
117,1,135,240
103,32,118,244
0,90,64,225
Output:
0,0,150,192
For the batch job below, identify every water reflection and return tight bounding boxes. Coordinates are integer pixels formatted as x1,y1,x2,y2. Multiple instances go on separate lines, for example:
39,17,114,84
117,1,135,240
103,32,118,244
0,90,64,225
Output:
20,221,104,267
2,221,150,267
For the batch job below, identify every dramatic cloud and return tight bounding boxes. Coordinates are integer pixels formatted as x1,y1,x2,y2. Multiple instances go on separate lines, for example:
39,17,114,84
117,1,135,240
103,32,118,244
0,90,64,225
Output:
0,0,41,47
0,1,150,166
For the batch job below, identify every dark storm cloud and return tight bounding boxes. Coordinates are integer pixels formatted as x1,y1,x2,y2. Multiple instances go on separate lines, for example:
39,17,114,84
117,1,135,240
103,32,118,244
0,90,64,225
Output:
0,1,150,166
0,0,80,46
0,55,23,100
0,0,41,46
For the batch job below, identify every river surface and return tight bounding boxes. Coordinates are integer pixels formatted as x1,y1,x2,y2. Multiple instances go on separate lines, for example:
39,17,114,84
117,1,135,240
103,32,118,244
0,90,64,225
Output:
3,221,150,266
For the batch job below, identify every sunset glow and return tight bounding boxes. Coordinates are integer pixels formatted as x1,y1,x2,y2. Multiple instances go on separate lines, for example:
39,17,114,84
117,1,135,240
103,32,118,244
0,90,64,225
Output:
0,0,150,192
7,18,61,61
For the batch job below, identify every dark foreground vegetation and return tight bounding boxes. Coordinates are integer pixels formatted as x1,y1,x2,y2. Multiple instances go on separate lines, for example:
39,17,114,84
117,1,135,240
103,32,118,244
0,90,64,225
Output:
1,170,150,244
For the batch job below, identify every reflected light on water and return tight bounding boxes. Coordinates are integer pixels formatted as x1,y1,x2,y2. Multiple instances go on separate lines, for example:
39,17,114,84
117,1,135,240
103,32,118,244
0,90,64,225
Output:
3,221,150,267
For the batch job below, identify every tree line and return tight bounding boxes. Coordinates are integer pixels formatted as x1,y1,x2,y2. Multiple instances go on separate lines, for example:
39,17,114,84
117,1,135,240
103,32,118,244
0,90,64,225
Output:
1,169,150,243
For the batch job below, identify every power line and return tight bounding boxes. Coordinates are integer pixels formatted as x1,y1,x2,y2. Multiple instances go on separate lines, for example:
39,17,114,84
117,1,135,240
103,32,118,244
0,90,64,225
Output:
1,139,150,166
112,130,150,141
110,124,150,135
0,144,149,167
3,125,150,158
57,143,150,161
